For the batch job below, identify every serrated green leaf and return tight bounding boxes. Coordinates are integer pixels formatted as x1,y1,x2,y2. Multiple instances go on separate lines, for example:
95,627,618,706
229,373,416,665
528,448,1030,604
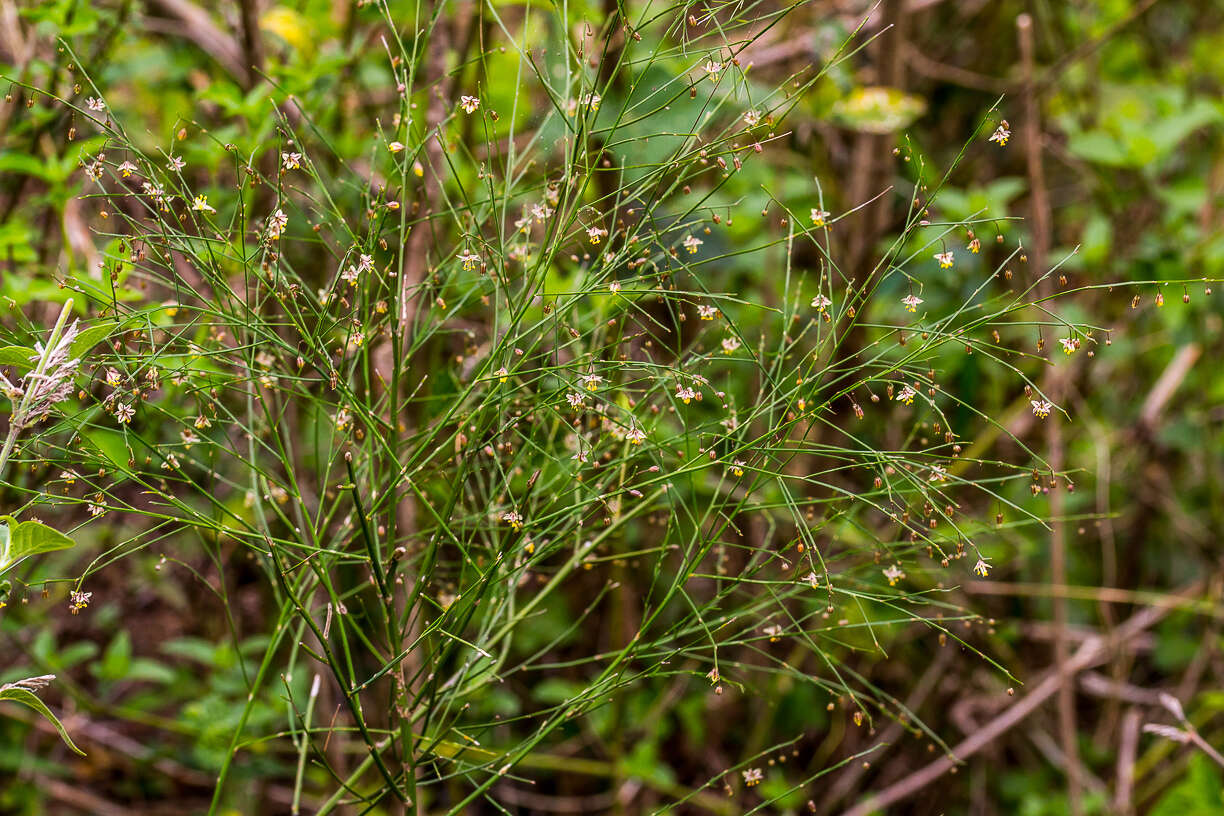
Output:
0,517,75,578
0,685,85,755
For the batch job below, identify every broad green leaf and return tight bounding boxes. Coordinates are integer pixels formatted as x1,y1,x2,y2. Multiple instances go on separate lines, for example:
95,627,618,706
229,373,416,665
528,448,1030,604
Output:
70,323,116,359
94,631,133,682
0,516,75,578
0,685,85,755
1151,754,1224,815
0,345,35,370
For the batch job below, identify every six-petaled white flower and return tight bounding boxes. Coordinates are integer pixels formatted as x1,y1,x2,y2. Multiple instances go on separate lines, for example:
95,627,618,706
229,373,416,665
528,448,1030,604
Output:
1031,399,1053,418
266,209,288,241
895,385,916,405
902,294,923,312
459,96,481,114
810,294,832,311
989,122,1010,146
935,251,954,268
810,209,830,227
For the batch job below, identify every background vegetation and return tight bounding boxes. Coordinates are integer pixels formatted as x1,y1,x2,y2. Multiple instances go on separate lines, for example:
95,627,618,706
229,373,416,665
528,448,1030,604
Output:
1,0,1223,814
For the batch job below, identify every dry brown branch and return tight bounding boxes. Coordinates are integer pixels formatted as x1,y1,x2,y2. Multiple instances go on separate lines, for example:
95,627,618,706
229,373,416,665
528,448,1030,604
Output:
1139,343,1201,430
145,0,246,81
839,583,1198,816
1017,11,1079,810
1115,708,1142,815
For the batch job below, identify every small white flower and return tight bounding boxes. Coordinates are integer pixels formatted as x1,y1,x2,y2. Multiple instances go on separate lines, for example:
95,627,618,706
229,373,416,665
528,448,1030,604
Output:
266,209,288,241
192,195,215,213
458,251,480,271
743,110,761,127
69,590,93,613
973,559,991,577
117,160,138,178
928,465,947,482
282,151,302,170
579,373,603,391
86,97,106,112
703,60,723,80
105,368,122,387
335,407,353,430
566,392,586,408
810,294,832,311
742,768,763,786
582,92,601,111
388,141,405,153
883,564,906,586
989,123,1010,146
1031,399,1053,419
459,95,481,114
805,571,819,589
721,336,741,354
168,155,185,172
935,251,954,268
810,208,830,227
895,385,916,405
586,226,608,244
683,235,703,254
676,385,697,404
697,304,718,320
902,294,924,313
626,426,646,444
1059,337,1077,355
609,280,622,293
502,510,523,530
